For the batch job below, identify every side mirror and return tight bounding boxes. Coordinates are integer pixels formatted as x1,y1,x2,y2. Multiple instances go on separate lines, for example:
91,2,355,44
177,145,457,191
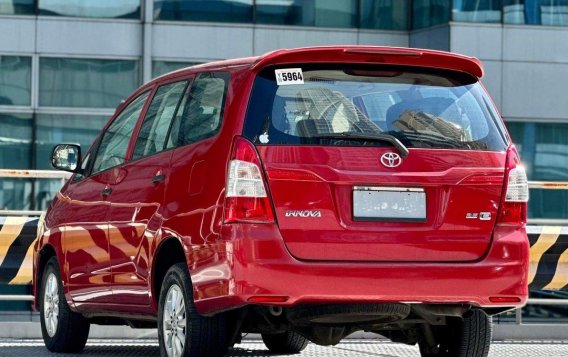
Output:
51,144,82,173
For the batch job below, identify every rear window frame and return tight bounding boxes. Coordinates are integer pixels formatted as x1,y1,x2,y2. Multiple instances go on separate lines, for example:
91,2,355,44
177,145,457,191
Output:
242,63,510,152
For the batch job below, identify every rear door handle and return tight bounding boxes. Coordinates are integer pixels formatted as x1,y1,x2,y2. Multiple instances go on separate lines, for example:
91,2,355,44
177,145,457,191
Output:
101,187,113,197
152,174,165,184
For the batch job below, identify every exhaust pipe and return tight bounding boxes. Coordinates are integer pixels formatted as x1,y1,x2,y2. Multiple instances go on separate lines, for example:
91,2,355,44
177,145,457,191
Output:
268,306,283,317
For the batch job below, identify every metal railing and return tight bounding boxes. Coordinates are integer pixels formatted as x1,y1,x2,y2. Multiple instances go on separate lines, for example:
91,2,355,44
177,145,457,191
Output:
513,299,568,325
529,181,568,190
517,180,568,320
0,169,71,216
0,295,34,302
0,169,71,180
527,181,568,226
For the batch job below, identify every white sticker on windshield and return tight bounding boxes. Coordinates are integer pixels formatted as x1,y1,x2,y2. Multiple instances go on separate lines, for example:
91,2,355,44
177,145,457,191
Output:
275,68,304,86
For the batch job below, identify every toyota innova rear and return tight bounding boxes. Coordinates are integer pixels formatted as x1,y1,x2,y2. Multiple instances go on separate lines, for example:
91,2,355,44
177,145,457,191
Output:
243,64,509,263
223,47,529,357
35,46,529,357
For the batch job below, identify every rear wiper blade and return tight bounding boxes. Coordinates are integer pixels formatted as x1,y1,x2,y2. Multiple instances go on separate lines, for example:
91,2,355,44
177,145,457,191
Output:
313,132,409,158
397,131,464,149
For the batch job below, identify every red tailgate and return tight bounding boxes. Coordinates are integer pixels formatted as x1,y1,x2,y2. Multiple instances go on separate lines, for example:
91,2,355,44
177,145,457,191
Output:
259,146,506,262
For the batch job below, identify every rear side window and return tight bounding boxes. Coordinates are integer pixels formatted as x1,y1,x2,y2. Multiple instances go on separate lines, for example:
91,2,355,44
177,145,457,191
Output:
91,91,149,174
243,65,508,151
132,80,188,160
167,72,229,148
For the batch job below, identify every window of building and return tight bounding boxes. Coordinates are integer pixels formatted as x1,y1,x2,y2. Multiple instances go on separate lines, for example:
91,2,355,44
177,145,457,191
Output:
360,0,409,30
0,0,34,15
35,114,108,170
540,0,568,26
0,56,32,106
154,0,253,23
91,92,149,174
452,0,501,23
152,60,201,78
132,80,188,160
0,113,32,210
167,72,229,148
38,0,141,19
39,57,140,108
0,113,32,170
413,0,451,29
504,0,568,26
255,0,303,25
256,0,357,28
0,177,31,210
35,116,107,208
507,121,568,219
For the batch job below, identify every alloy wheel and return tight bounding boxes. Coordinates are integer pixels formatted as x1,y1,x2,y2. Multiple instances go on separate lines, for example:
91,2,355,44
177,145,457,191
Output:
163,284,187,357
43,273,60,337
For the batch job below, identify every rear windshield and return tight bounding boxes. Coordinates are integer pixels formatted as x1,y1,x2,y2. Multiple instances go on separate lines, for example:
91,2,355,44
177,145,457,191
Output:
243,64,508,151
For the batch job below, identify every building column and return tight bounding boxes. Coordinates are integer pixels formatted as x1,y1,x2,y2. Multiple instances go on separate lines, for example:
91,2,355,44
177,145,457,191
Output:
142,0,154,83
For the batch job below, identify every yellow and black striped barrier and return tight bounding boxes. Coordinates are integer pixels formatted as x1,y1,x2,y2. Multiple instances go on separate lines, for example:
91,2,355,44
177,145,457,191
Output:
1,216,567,292
528,226,568,291
0,216,40,285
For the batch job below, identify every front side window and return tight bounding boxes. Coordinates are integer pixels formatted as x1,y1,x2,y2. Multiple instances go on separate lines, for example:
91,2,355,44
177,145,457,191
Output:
243,64,508,152
91,92,149,174
167,72,229,148
71,149,94,183
132,81,188,160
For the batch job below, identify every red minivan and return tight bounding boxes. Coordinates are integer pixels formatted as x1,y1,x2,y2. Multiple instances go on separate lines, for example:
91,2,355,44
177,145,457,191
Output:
33,46,529,357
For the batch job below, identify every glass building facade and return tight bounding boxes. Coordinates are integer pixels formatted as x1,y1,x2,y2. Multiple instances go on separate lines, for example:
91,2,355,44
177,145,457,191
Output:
0,0,566,28
0,56,31,106
152,60,201,78
0,54,139,210
38,0,141,19
508,122,568,219
152,0,568,29
39,58,140,108
154,0,410,30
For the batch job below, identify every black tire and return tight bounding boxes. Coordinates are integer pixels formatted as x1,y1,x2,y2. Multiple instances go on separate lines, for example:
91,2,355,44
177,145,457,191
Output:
40,257,90,353
420,310,492,357
262,331,309,354
158,263,228,357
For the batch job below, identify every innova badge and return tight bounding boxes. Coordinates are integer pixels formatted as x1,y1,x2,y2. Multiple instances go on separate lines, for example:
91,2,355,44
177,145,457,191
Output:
285,210,322,218
380,152,402,168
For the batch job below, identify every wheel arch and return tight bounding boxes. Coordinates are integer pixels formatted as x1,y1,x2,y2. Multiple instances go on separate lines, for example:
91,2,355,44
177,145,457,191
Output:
151,236,189,310
34,244,59,310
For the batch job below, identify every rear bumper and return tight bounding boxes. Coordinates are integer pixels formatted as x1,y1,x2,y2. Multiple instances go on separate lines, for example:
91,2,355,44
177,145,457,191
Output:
193,224,529,315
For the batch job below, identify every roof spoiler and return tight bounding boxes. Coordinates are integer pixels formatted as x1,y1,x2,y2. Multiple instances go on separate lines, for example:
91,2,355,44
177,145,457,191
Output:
252,46,484,78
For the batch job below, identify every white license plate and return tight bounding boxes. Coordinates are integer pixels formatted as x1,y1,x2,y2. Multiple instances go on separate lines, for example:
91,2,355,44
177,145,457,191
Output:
353,187,426,222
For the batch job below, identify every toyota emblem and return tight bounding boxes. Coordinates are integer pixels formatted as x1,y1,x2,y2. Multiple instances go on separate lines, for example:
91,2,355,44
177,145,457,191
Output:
380,152,402,168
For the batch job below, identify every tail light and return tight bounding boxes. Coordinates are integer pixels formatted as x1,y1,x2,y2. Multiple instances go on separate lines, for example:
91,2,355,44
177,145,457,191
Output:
497,148,529,226
224,137,275,223
505,166,529,203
